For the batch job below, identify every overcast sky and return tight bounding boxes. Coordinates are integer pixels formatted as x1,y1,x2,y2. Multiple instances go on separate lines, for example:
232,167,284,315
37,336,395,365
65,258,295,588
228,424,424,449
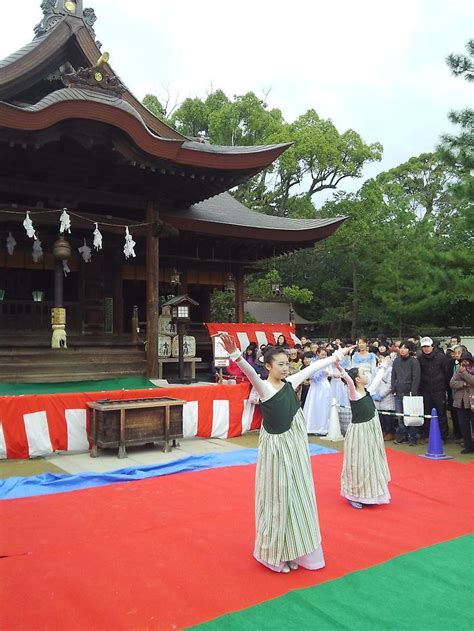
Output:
1,0,472,205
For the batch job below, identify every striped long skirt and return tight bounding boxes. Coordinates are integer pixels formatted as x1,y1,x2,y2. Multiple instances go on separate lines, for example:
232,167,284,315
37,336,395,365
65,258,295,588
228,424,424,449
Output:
254,409,323,568
341,413,391,504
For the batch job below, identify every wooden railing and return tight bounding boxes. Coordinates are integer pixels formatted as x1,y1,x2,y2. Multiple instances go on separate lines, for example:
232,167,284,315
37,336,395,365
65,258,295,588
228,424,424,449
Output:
0,300,81,332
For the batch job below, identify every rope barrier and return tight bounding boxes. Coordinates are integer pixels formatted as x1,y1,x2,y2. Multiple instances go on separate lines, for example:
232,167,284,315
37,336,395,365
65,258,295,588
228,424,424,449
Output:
335,404,432,419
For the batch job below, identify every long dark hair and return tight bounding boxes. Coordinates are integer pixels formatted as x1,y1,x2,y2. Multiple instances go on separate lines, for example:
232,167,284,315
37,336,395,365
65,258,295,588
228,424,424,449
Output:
245,345,257,360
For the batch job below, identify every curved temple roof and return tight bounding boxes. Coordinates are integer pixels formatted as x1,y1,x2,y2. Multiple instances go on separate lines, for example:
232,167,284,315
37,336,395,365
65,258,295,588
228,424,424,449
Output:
0,14,290,172
0,3,346,247
0,92,291,171
163,193,346,244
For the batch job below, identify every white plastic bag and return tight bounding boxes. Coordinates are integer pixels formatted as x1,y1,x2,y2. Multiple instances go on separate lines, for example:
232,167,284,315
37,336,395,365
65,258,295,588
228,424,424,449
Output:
403,396,424,426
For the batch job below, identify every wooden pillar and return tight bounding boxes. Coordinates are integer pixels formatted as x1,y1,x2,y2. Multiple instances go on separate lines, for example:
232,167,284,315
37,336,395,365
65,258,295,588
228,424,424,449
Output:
51,258,66,348
235,268,245,323
54,259,63,308
179,270,188,295
200,285,211,322
146,201,159,378
113,255,124,335
177,321,185,379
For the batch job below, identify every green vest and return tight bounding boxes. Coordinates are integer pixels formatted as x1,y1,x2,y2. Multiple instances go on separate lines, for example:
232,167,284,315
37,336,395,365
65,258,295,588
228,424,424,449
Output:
259,381,301,434
350,391,376,424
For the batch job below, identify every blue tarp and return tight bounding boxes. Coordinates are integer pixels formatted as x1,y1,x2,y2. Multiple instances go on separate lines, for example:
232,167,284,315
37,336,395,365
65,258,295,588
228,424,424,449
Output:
0,444,336,500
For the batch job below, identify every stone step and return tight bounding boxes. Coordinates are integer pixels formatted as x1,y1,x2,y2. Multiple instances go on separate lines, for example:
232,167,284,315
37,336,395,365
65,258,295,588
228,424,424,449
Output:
0,338,143,349
0,369,147,384
0,355,146,375
0,348,146,359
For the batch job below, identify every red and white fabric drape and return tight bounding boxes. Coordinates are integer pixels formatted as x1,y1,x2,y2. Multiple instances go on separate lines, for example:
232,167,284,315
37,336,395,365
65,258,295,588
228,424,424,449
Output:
205,323,299,350
0,384,262,459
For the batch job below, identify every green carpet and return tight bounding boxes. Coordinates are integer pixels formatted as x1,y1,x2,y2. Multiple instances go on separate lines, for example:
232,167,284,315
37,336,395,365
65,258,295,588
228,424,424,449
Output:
191,535,473,631
0,376,156,395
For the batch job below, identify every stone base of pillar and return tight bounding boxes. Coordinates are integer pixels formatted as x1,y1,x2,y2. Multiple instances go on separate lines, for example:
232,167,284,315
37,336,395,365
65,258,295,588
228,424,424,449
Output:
51,324,67,348
51,308,67,349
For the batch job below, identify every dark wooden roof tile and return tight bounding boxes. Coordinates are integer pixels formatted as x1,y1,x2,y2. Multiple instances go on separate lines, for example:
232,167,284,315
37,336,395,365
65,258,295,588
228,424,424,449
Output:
188,193,342,231
22,86,145,123
0,33,49,70
163,192,346,242
183,141,292,155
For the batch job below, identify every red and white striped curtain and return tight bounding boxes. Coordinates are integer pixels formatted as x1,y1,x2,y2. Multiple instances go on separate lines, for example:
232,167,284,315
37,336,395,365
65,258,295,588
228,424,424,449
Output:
205,323,299,350
0,384,262,459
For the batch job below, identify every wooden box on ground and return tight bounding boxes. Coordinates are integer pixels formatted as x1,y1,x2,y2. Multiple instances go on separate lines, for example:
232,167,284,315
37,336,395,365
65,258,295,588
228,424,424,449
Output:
87,396,186,458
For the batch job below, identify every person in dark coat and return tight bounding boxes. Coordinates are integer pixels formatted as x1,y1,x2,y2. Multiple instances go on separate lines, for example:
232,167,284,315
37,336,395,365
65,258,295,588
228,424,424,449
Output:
446,345,468,440
449,351,474,454
392,341,421,445
418,337,451,440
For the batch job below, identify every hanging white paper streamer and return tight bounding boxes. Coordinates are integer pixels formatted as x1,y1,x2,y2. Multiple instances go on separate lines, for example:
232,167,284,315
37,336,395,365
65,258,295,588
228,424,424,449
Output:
93,223,102,251
59,208,71,234
32,237,43,262
123,226,136,259
62,260,71,276
6,232,16,255
23,212,36,238
78,238,92,263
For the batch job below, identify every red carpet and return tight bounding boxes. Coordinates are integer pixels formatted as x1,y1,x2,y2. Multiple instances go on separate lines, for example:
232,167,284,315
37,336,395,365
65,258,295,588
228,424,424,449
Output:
1,450,473,630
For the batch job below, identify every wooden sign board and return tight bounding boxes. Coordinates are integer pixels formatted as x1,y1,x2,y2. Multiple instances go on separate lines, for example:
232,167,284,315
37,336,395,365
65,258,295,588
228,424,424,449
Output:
212,334,230,368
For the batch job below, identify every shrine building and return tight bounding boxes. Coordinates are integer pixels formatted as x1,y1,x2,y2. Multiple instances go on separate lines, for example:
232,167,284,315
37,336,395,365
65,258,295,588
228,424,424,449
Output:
0,0,345,380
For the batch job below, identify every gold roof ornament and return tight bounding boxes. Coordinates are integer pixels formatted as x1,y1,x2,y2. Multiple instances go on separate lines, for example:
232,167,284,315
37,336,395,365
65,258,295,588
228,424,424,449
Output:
61,49,124,96
34,1,98,40
96,52,110,68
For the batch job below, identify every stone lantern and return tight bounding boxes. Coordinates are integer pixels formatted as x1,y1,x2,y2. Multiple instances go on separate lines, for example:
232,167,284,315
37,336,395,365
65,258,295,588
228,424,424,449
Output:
162,295,199,381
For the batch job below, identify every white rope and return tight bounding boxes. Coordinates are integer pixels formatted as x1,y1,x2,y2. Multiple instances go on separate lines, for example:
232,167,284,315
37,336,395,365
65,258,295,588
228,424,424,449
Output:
336,404,432,419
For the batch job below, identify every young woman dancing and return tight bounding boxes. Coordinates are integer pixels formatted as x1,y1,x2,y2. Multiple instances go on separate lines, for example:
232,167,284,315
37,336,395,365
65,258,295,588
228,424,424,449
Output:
221,333,353,573
337,357,391,509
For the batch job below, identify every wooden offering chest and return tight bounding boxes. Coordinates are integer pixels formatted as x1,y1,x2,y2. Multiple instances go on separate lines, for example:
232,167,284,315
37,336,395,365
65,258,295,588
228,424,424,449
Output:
88,396,187,458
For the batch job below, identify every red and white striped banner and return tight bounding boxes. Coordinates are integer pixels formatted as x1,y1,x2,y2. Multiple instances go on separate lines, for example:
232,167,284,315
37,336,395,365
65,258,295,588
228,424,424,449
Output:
205,323,299,350
0,384,262,460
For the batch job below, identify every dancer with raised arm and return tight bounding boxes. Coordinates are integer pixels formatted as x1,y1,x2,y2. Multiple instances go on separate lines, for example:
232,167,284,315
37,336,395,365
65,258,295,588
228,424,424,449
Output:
220,333,354,574
337,357,391,509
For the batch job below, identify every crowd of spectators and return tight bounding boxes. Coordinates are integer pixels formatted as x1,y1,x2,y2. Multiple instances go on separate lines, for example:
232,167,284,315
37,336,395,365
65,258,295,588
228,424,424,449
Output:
223,333,473,455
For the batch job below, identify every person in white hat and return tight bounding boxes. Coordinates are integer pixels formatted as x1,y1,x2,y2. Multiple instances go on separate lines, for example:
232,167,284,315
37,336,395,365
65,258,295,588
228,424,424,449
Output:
418,337,451,440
